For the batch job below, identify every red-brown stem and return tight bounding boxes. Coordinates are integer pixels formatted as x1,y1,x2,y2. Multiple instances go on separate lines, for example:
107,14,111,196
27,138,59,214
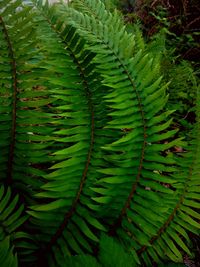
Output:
0,16,17,184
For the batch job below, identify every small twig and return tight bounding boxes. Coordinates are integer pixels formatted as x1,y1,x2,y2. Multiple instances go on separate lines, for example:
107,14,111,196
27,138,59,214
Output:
186,16,200,29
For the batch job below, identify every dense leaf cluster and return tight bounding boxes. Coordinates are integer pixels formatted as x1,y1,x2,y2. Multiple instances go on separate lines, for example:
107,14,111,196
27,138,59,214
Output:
0,0,199,266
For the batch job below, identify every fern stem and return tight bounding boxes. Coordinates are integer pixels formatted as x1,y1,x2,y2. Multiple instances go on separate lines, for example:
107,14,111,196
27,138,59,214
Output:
0,16,17,185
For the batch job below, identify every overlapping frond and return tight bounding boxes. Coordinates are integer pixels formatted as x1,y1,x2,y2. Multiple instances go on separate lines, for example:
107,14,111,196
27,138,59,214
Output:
43,0,199,265
22,1,116,265
136,88,200,264
0,185,36,265
1,0,106,264
0,0,57,198
53,0,175,244
0,0,199,266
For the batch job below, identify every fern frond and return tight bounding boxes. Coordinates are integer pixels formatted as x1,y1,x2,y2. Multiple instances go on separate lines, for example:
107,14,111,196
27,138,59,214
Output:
0,1,55,198
1,2,107,263
98,233,138,267
0,185,28,239
48,2,197,265
71,0,124,28
18,2,117,265
136,87,200,264
52,233,137,267
48,2,198,266
0,184,37,264
59,0,178,214
0,236,18,267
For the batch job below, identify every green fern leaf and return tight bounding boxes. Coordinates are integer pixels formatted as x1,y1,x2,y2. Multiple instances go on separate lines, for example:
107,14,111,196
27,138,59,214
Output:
0,236,18,267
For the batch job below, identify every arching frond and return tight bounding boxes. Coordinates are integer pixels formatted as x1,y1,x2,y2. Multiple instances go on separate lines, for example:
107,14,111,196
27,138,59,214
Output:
137,87,200,264
0,0,57,198
22,2,117,265
0,1,199,266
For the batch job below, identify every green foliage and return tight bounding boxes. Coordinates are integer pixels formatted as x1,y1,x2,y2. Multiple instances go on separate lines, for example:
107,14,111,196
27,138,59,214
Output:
124,22,198,134
118,0,200,63
144,28,198,134
64,234,136,267
118,1,199,129
145,4,199,133
0,0,199,266
0,236,18,267
100,0,120,11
